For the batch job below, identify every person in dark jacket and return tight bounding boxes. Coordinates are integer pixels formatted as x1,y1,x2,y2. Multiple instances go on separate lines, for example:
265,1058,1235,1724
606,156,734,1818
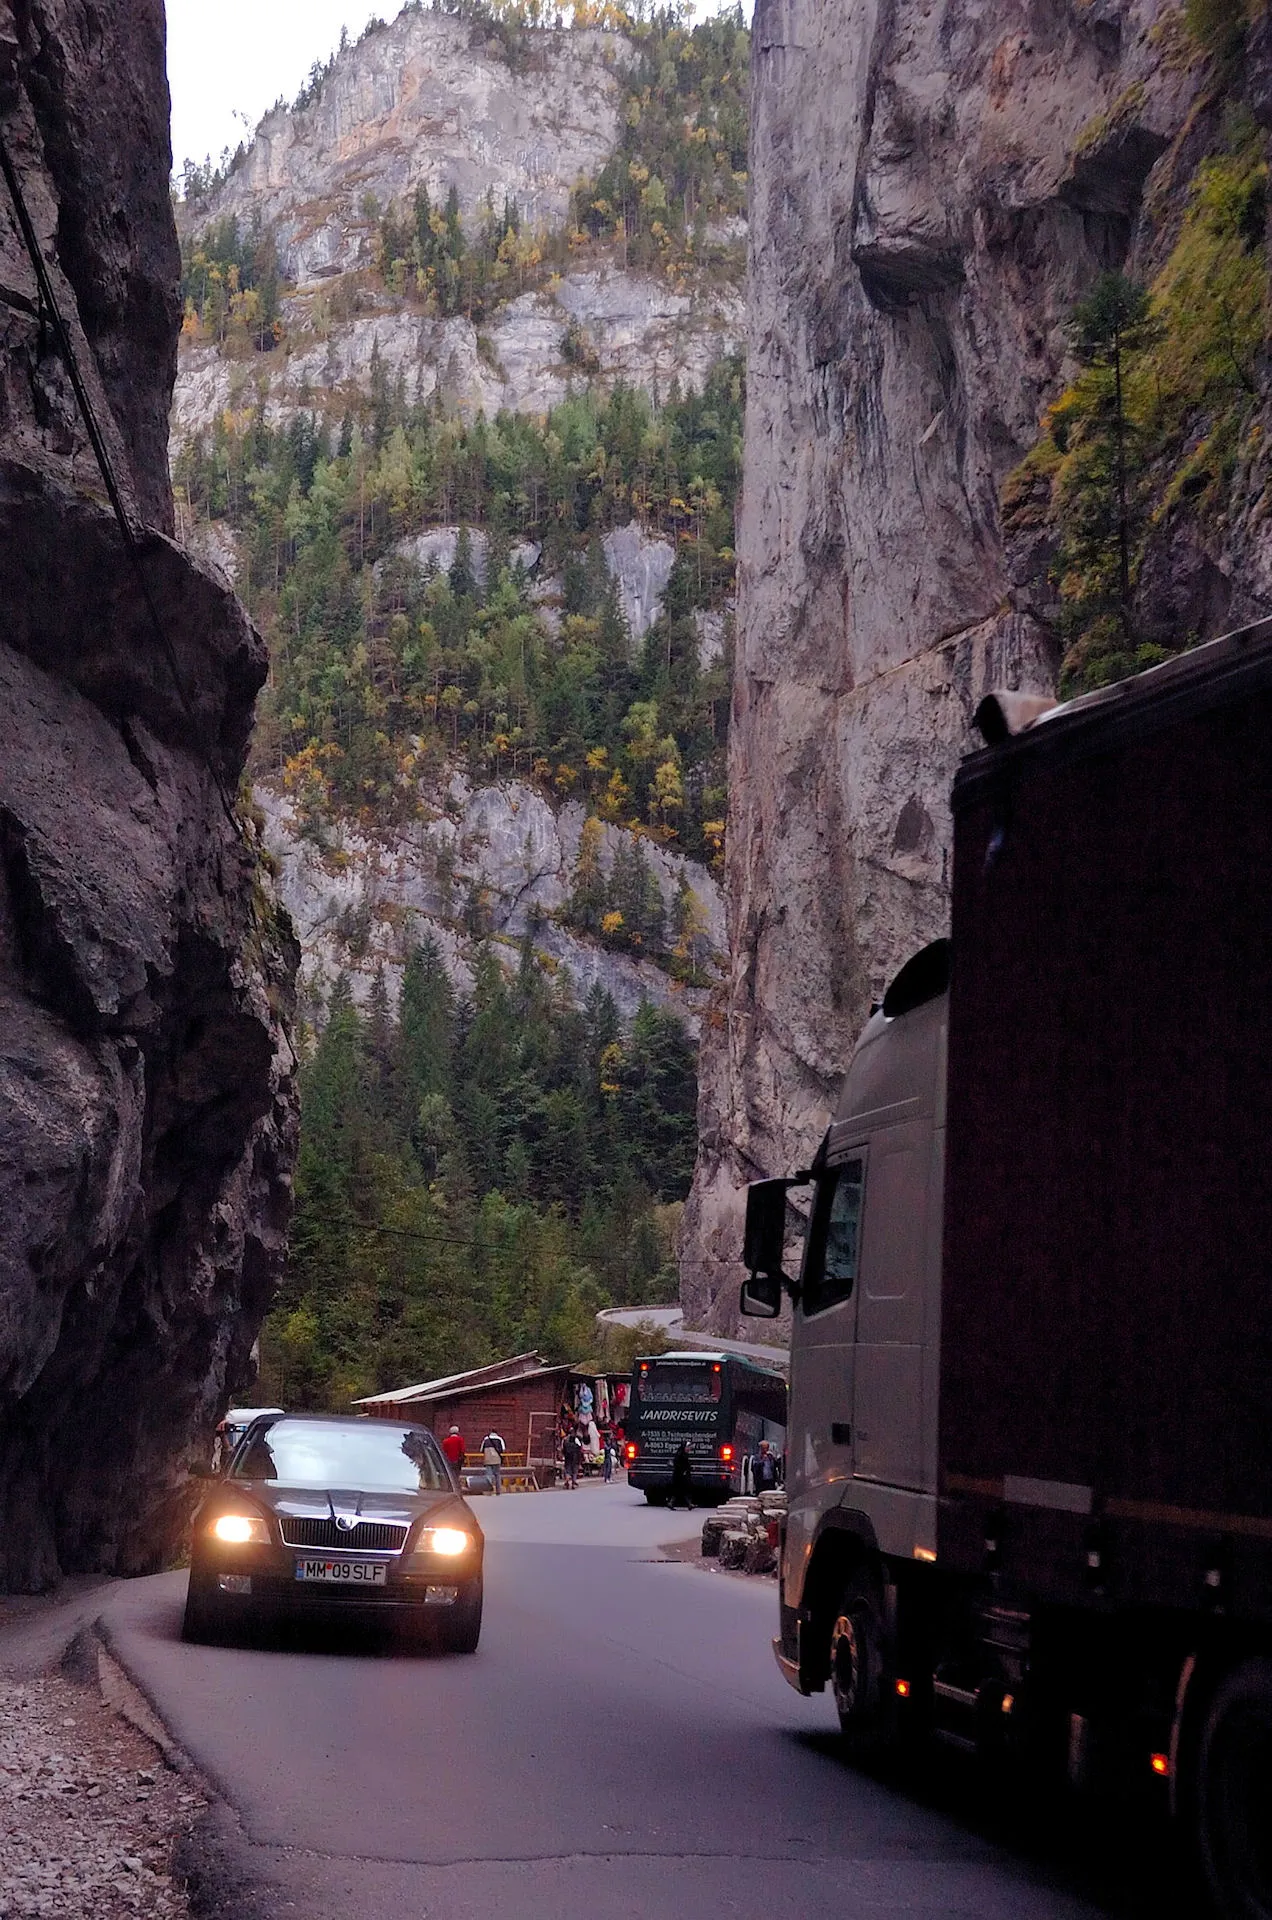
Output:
753,1440,780,1492
670,1440,694,1509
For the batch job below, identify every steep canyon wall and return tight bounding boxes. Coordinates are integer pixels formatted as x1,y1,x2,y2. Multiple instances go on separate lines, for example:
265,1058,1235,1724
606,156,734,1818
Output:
683,0,1267,1330
0,0,296,1588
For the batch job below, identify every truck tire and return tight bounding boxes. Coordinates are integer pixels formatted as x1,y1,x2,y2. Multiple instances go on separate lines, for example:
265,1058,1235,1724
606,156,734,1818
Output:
830,1569,886,1750
1194,1659,1272,1919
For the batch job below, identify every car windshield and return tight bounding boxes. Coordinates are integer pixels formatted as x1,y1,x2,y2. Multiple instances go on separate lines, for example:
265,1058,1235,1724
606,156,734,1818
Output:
233,1420,451,1492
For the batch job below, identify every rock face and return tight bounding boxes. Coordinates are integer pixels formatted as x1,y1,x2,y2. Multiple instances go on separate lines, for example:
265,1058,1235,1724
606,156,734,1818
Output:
0,0,297,1588
682,0,1231,1332
602,523,676,644
258,776,724,1034
194,11,628,288
171,15,744,444
172,268,743,442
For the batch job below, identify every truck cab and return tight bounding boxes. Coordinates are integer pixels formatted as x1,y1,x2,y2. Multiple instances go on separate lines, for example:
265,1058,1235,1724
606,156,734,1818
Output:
743,941,948,1704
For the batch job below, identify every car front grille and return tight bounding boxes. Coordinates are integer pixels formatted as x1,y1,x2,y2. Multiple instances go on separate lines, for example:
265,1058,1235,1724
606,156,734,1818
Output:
279,1517,410,1553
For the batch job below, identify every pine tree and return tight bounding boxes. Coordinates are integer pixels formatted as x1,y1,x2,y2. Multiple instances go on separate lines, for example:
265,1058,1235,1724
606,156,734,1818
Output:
672,871,709,981
449,524,477,600
570,816,608,932
1060,272,1156,654
397,936,456,1119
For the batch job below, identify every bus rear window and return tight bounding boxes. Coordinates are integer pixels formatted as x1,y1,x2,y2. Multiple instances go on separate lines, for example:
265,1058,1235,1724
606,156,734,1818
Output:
636,1362,722,1404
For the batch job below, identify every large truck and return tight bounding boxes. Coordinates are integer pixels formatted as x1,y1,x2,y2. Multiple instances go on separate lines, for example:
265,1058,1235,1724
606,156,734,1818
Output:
741,620,1272,1918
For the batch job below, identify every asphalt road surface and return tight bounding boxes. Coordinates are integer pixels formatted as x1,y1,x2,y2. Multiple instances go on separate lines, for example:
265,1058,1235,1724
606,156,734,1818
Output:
99,1481,1185,1920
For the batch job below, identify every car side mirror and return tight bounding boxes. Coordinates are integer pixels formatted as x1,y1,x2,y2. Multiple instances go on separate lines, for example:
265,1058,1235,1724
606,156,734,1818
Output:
740,1273,783,1319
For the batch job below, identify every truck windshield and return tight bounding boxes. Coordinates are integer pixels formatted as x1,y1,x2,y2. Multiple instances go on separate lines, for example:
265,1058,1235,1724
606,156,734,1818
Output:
636,1361,723,1404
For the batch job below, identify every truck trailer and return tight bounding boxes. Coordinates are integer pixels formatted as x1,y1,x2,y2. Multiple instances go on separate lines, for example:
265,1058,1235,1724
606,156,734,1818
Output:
741,619,1272,1918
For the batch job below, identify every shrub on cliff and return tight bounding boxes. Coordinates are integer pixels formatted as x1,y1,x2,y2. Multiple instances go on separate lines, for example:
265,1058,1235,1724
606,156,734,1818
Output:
1004,115,1271,693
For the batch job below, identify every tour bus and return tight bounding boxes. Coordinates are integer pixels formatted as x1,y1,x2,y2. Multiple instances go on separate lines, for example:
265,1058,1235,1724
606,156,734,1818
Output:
623,1351,786,1504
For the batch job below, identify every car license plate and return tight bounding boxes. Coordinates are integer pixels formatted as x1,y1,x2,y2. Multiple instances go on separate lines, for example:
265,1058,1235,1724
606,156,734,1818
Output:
294,1559,387,1585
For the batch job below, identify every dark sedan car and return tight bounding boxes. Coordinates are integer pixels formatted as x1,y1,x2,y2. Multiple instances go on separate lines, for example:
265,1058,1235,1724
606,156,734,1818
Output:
184,1414,484,1653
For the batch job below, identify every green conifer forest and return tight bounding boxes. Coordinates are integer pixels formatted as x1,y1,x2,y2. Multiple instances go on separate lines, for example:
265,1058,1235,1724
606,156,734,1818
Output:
266,938,697,1407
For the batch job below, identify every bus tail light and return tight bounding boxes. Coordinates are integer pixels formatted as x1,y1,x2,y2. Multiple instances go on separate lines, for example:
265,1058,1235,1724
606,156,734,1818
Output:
624,1442,638,1462
719,1445,734,1463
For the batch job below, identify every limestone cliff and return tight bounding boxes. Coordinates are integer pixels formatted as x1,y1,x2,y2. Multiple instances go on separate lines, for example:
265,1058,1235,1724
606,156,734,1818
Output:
170,7,741,1058
0,0,296,1588
173,9,743,436
683,0,1269,1331
258,774,724,1038
198,9,628,288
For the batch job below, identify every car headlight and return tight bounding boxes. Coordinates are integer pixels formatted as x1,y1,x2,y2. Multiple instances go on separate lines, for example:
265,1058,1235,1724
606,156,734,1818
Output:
211,1512,271,1546
415,1526,472,1558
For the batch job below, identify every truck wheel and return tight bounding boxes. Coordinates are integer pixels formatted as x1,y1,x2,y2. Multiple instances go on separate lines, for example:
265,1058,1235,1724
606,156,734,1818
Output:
1194,1659,1272,1920
830,1570,885,1749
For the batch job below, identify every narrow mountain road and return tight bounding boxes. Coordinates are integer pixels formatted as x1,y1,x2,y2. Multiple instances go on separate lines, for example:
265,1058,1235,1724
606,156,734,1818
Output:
100,1483,1177,1920
594,1305,789,1367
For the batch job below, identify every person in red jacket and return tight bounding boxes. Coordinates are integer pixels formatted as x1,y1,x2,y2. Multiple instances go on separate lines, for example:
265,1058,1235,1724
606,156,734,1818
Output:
441,1425,465,1471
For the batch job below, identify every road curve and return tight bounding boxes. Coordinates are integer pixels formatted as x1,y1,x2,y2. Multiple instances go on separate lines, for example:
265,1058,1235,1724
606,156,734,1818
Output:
99,1482,1173,1920
595,1305,789,1369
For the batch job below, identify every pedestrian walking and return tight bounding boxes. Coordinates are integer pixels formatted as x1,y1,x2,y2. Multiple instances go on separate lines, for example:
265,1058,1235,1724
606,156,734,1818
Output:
481,1428,506,1495
441,1425,465,1472
670,1439,694,1510
753,1439,780,1492
602,1435,616,1482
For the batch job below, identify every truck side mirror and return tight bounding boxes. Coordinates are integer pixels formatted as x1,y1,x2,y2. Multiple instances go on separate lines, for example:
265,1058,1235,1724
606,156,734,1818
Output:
744,1178,794,1279
740,1273,783,1319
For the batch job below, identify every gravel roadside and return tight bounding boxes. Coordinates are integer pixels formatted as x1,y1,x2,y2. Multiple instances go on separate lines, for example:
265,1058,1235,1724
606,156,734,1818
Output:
0,1659,206,1919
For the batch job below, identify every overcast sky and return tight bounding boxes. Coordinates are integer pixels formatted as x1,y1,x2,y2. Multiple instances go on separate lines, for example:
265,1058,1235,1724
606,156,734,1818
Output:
167,1,754,173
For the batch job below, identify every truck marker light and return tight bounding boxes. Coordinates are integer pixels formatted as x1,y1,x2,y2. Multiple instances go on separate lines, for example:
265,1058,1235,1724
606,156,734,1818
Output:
1151,1753,1170,1778
1001,1694,1015,1715
895,1679,911,1698
914,1546,937,1563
